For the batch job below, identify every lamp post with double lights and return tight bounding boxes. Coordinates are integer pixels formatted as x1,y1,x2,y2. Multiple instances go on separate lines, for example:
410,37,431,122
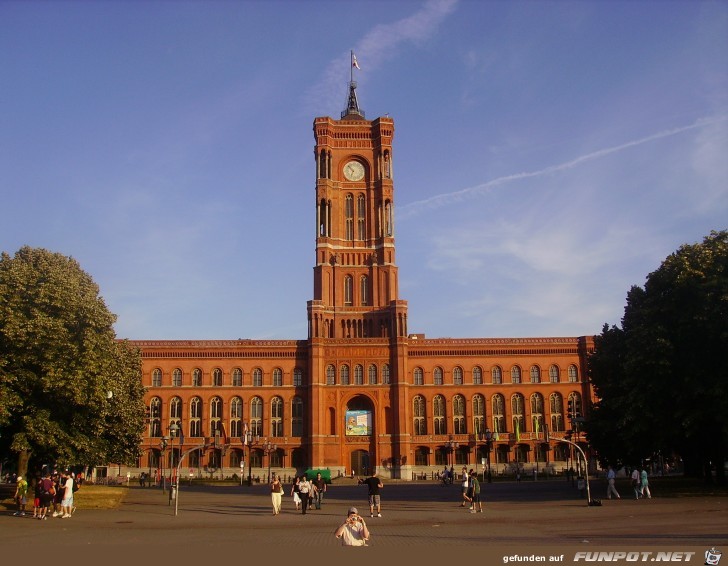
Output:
168,423,180,494
483,427,493,483
262,439,277,483
159,435,169,493
445,436,459,470
243,423,259,486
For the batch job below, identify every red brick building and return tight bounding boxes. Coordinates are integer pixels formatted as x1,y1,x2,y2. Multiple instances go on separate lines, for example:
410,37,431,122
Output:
129,82,594,482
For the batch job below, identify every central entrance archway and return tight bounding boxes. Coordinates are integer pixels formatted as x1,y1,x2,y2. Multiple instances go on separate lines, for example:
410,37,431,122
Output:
350,449,370,476
345,394,375,475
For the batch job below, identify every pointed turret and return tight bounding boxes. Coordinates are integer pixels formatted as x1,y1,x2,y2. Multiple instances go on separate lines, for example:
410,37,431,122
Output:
341,80,365,119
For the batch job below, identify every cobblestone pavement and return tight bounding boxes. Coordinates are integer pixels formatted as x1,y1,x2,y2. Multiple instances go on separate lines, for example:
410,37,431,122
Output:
2,479,726,564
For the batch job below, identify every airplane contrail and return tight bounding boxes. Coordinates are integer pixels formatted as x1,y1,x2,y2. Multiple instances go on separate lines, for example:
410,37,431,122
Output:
398,115,727,220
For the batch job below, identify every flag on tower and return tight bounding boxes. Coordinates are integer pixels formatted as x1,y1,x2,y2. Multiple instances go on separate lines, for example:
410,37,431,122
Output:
352,53,360,69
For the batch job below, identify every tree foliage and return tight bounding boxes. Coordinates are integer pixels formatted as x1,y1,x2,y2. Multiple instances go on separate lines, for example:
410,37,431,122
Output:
0,246,146,473
587,231,728,482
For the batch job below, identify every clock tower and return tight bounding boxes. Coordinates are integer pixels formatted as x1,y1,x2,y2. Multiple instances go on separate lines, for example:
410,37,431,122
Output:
307,80,407,341
306,78,410,474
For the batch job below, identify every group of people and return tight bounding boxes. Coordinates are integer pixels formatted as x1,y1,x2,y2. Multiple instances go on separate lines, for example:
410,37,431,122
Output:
265,470,384,546
281,472,328,515
458,466,484,513
605,465,651,500
12,469,81,520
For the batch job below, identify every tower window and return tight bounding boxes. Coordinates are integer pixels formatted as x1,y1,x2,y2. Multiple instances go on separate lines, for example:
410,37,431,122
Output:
357,194,366,241
345,194,354,241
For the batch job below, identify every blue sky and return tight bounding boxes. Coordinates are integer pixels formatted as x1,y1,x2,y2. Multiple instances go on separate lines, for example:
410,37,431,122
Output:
2,0,726,341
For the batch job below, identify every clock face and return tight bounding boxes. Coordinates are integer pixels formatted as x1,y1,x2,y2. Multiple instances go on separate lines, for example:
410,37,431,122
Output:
343,160,365,181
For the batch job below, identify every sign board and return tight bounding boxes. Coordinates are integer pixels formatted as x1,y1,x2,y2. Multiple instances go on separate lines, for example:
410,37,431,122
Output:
345,410,371,436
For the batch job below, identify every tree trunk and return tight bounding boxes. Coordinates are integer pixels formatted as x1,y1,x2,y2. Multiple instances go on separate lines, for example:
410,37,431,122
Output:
16,449,30,479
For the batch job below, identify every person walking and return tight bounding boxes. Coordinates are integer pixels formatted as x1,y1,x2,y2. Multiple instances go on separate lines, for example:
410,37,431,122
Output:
38,471,54,520
640,468,652,499
61,471,74,518
606,465,621,500
270,473,283,515
460,466,471,507
290,476,302,510
312,472,327,510
298,475,311,514
631,467,641,499
469,470,483,513
334,507,370,546
13,475,28,516
362,471,383,517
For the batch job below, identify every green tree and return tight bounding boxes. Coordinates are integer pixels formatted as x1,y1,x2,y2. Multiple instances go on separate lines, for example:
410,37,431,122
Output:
0,246,146,476
587,231,728,482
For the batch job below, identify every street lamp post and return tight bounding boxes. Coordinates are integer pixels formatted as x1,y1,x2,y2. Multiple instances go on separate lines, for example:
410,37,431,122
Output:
168,423,180,495
243,423,259,486
262,439,277,483
445,436,459,470
484,428,493,483
159,436,169,493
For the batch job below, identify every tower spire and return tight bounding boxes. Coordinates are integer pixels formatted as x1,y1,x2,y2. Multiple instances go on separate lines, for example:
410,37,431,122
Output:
342,50,365,119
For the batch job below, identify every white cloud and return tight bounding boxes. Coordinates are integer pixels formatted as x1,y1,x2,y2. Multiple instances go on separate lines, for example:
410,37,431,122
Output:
304,0,458,115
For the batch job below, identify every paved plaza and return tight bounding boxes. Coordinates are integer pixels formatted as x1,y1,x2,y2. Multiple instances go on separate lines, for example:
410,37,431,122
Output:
2,478,726,564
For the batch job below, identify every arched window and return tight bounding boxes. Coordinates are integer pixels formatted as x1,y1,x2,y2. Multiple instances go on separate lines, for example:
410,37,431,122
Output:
453,394,466,434
453,367,463,385
357,194,366,241
549,393,564,432
368,364,377,385
192,368,202,387
433,367,443,386
433,395,446,435
472,394,485,434
354,365,363,385
530,365,540,384
413,395,426,435
250,397,263,436
345,194,354,241
173,368,183,387
291,397,303,437
152,368,162,387
210,397,222,435
150,397,162,437
344,275,353,306
568,365,579,383
511,394,525,435
530,393,544,434
491,366,502,384
190,397,202,437
326,365,335,385
213,368,223,387
382,364,390,384
273,368,283,387
340,364,350,385
360,275,369,306
232,368,242,387
413,367,424,386
230,397,243,438
271,397,283,437
511,366,522,384
549,365,560,383
472,366,483,385
492,394,505,433
170,397,182,424
253,368,263,387
293,367,303,386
